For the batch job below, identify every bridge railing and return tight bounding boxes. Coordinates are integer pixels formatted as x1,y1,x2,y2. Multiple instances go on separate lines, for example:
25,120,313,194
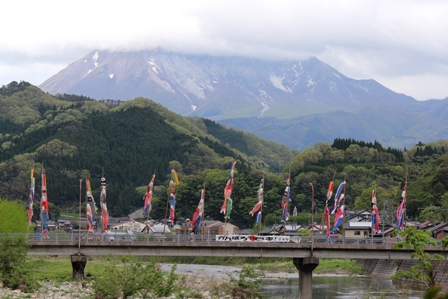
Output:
1,233,443,247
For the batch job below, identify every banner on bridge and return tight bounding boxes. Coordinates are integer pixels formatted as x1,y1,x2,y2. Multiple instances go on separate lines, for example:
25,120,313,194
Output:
215,235,290,243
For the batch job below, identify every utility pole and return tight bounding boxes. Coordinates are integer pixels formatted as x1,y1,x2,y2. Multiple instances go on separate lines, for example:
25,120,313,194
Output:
309,183,314,257
382,200,386,239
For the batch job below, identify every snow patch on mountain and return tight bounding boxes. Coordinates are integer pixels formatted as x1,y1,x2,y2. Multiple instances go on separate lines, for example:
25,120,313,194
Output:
83,51,100,78
148,57,161,75
329,81,337,91
257,89,272,116
269,74,292,93
151,54,217,100
332,72,342,80
358,83,369,92
92,51,99,67
307,78,315,87
291,65,300,78
260,101,270,116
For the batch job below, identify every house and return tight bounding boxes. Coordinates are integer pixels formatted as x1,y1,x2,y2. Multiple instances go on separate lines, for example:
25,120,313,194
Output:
258,226,283,236
145,223,171,234
35,220,57,231
59,220,73,231
109,220,146,232
344,222,371,238
238,229,251,235
345,210,371,222
434,226,448,240
203,220,239,235
381,227,395,237
258,223,304,236
419,221,435,230
309,223,326,234
128,208,144,221
168,220,238,235
427,222,448,240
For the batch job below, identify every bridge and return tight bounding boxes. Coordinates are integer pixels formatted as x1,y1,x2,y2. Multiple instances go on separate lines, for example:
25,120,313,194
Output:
25,233,443,259
19,233,445,299
28,238,439,259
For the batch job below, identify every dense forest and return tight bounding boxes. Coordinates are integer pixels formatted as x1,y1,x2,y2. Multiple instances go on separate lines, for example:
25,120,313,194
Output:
1,81,448,229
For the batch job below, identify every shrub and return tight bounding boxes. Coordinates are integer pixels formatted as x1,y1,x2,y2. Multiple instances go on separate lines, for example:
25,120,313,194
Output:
0,199,30,233
91,255,178,299
224,266,264,299
0,234,37,292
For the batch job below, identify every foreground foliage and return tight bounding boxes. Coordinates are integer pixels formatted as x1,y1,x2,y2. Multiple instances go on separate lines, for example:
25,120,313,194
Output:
91,255,178,299
424,285,448,299
0,234,36,292
393,227,448,289
0,200,30,233
224,266,264,299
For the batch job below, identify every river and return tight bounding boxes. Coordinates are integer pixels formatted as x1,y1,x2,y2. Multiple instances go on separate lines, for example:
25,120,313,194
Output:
263,276,423,298
160,264,424,298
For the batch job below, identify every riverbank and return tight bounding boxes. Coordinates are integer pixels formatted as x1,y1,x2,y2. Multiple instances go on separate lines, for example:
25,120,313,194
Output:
0,264,271,299
0,257,363,299
357,259,448,291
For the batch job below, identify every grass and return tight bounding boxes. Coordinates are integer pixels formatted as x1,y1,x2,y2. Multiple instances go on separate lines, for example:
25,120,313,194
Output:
26,255,110,281
25,255,363,281
314,259,364,275
14,256,362,298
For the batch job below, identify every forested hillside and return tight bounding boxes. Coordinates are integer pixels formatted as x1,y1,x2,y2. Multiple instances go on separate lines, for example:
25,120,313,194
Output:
0,82,295,219
1,81,448,230
282,139,448,227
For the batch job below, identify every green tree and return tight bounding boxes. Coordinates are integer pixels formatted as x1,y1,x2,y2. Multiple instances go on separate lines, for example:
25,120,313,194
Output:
91,255,178,299
393,227,445,289
225,266,264,299
0,234,35,291
0,199,29,233
424,285,448,299
419,206,444,223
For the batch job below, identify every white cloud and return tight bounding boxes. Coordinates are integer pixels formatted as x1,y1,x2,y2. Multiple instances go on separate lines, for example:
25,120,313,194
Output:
1,0,448,100
0,62,67,87
376,74,448,101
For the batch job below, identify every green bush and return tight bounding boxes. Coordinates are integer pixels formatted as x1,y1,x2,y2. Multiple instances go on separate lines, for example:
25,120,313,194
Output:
0,234,37,292
393,227,444,289
0,199,29,233
90,255,178,299
224,266,264,299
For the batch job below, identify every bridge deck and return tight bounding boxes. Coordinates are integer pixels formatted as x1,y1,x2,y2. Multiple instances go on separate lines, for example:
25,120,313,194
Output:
3,233,442,259
24,236,444,260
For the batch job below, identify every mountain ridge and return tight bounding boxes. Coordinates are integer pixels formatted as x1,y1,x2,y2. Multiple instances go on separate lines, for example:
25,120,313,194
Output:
40,50,417,118
38,49,448,150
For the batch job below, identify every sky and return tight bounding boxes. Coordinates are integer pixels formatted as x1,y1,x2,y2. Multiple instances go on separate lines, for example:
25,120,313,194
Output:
1,0,447,101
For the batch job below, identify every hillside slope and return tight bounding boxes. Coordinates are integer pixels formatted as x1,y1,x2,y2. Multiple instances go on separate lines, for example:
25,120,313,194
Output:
0,82,295,215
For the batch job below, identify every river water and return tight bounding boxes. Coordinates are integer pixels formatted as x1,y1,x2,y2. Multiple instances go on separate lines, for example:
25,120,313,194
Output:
160,264,424,299
263,276,423,298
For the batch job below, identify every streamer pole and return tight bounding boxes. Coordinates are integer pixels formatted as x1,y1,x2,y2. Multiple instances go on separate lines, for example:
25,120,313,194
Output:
78,179,82,253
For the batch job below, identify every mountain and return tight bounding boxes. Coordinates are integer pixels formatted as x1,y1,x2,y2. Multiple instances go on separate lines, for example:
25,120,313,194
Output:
220,102,448,150
0,82,296,217
39,50,448,150
39,50,415,118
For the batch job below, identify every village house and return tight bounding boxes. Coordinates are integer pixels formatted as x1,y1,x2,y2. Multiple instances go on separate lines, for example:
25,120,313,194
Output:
343,221,371,238
109,220,146,232
175,220,238,235
426,221,448,240
128,208,144,221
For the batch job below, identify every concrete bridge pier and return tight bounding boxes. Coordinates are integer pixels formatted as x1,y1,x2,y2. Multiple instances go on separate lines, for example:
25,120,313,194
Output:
293,257,319,299
71,253,87,280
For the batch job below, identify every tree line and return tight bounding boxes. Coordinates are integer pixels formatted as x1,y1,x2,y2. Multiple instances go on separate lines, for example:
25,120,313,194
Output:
1,82,448,229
